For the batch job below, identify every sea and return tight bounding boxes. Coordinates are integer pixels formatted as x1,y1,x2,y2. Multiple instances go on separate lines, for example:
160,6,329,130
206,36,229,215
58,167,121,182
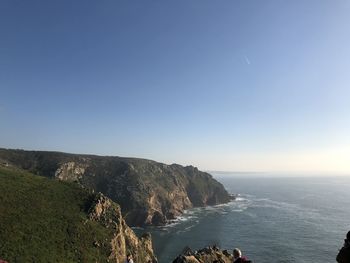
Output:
135,173,350,263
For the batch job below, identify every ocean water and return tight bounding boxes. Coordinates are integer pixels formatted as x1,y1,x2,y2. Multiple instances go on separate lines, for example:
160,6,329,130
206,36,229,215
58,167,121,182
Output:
139,174,350,263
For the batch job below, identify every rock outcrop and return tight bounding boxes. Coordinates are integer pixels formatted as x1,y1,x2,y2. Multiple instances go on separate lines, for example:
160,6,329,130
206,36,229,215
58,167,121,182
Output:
87,193,157,263
0,148,232,226
172,246,233,263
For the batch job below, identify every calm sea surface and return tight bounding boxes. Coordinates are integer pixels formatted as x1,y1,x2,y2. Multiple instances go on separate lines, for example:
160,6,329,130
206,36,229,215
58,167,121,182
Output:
137,174,350,263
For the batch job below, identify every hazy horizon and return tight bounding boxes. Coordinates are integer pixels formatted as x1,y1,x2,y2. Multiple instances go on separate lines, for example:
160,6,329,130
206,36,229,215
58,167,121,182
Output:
1,1,350,174
1,146,349,176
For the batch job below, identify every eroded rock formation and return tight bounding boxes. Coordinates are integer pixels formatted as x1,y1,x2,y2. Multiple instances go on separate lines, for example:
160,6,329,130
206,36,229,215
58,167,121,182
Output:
172,246,233,263
88,193,157,263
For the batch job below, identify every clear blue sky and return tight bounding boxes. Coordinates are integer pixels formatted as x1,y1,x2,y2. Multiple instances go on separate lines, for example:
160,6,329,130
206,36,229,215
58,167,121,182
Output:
1,1,350,173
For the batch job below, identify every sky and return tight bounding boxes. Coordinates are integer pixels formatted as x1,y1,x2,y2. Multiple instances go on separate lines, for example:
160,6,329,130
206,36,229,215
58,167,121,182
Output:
1,0,350,174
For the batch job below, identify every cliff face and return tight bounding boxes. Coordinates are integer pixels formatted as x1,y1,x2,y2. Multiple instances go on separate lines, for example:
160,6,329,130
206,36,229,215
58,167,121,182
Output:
0,148,231,226
88,193,157,263
0,166,157,263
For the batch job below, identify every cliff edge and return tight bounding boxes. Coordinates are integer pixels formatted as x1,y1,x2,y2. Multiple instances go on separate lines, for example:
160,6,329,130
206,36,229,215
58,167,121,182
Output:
0,148,232,226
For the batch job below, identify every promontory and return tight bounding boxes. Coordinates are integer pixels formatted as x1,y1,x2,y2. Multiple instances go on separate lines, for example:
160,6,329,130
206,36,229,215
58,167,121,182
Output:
0,148,231,226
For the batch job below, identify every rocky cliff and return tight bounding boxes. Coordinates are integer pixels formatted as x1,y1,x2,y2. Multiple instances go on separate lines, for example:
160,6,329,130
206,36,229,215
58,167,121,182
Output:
172,246,233,263
88,193,157,263
0,148,231,226
0,166,157,263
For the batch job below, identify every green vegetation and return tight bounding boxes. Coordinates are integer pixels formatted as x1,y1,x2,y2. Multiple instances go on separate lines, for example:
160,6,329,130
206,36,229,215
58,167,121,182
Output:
0,167,113,263
0,148,231,227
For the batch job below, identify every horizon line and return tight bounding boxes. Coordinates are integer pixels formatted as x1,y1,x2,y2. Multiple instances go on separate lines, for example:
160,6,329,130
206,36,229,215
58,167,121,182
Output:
2,146,350,176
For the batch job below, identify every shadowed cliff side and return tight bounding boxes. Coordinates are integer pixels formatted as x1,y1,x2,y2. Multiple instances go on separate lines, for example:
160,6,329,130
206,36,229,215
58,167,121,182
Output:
0,148,232,226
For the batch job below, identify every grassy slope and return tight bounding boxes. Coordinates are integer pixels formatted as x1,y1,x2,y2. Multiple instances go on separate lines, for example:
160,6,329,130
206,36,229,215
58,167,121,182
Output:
0,167,113,263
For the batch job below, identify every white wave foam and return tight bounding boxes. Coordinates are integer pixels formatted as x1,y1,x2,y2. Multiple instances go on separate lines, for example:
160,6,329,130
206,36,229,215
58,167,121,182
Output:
176,223,198,234
157,194,255,229
249,196,321,219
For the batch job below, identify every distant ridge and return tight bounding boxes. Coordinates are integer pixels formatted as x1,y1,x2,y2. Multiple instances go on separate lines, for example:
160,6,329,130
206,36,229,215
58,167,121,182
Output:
0,148,231,226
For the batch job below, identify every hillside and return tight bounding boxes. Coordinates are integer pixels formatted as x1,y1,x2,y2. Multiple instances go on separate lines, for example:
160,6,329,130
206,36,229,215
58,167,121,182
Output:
0,148,232,226
0,166,157,263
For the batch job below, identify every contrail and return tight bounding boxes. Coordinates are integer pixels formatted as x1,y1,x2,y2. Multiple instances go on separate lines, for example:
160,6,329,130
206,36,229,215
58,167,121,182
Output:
244,55,251,65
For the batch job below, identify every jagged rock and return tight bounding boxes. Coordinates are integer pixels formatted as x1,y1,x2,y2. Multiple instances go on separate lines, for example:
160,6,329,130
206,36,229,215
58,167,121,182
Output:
173,246,233,263
182,246,194,256
54,161,88,181
88,193,158,263
222,250,231,257
173,255,202,263
0,148,232,226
